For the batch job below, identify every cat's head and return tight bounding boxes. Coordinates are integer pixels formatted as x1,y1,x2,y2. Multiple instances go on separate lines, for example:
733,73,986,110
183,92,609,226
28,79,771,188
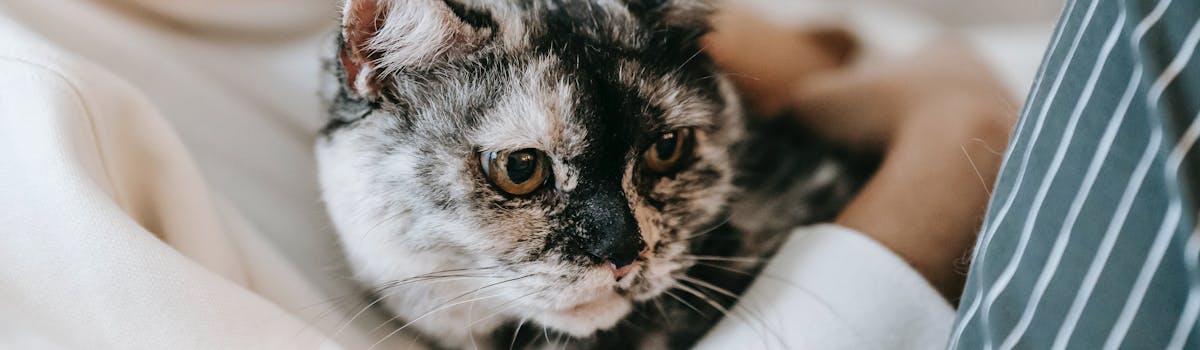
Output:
317,0,741,337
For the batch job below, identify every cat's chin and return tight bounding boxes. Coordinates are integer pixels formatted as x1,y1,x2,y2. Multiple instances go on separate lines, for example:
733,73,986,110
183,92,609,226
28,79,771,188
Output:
534,291,633,337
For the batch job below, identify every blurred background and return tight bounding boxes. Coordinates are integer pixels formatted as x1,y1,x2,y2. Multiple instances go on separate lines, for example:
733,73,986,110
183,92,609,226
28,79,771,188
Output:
0,0,1067,339
1,0,1068,307
748,0,1068,98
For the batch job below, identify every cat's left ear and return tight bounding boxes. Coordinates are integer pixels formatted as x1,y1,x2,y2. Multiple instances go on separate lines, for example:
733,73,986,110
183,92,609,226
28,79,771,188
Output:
339,0,492,98
626,0,714,30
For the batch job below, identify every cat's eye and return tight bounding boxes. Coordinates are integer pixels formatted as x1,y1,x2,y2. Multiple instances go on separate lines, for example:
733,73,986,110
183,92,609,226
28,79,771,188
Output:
644,128,694,173
481,149,551,195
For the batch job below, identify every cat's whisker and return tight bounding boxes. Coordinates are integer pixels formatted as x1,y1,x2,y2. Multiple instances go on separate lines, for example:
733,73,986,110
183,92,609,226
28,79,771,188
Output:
686,261,809,346
298,267,515,337
358,210,408,240
618,316,653,335
698,72,764,84
470,287,557,349
370,274,534,333
691,261,752,276
373,274,500,293
297,270,485,314
331,292,389,339
292,289,365,321
468,292,482,350
672,283,730,317
369,264,528,294
663,290,710,320
509,317,528,350
368,291,510,350
683,267,805,349
681,255,766,263
466,287,548,328
677,277,791,350
367,274,535,349
691,261,805,288
680,216,732,242
653,297,674,327
673,283,786,350
672,44,710,76
676,275,739,300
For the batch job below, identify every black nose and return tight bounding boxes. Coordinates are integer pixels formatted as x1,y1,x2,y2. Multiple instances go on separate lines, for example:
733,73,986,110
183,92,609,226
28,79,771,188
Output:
590,234,644,269
573,188,645,269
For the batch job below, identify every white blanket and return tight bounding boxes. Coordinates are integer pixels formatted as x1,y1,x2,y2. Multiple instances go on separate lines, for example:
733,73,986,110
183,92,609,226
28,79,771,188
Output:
0,1,1052,348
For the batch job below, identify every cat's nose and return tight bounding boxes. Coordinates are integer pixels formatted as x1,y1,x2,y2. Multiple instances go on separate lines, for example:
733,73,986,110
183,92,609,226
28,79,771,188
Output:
591,233,643,263
584,224,645,278
571,187,646,278
605,259,637,280
588,236,645,280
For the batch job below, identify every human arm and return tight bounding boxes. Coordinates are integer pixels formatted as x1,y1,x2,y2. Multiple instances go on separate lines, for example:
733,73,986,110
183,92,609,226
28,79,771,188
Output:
706,7,1014,299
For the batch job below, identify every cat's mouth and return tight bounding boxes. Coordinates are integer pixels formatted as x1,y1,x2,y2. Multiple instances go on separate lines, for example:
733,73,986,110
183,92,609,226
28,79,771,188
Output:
561,291,624,313
518,251,677,336
535,290,633,336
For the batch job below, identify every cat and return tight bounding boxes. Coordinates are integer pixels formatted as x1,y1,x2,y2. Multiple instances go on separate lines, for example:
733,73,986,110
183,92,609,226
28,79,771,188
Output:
316,0,869,348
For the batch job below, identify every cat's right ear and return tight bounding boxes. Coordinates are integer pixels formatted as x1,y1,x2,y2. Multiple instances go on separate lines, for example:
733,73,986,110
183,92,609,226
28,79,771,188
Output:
339,0,491,98
339,0,386,97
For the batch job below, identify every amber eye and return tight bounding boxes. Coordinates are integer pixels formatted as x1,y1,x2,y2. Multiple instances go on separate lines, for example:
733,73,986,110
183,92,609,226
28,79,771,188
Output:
481,148,551,195
644,128,694,173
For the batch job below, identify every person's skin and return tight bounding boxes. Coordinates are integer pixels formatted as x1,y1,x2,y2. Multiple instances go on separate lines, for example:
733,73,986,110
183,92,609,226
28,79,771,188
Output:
705,8,1016,300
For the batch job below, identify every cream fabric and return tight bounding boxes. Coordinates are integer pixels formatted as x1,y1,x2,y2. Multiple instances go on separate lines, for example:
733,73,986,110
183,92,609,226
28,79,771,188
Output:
0,14,393,350
0,0,1043,349
0,1,405,348
697,225,956,349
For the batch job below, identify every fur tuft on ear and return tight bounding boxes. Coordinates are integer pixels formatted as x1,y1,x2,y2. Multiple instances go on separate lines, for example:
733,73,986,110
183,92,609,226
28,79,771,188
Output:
339,0,386,96
625,0,714,30
339,0,492,97
657,0,715,29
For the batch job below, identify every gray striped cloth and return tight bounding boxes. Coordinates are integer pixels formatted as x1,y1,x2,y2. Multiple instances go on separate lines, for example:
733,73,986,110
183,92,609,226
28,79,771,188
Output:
949,0,1200,348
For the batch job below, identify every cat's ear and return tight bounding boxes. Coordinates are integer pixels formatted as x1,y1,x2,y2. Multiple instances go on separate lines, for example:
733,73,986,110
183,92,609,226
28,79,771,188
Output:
339,0,491,97
627,0,714,29
627,0,714,60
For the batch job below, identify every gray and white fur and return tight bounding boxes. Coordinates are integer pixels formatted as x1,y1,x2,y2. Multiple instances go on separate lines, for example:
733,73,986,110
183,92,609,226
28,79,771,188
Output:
316,0,869,348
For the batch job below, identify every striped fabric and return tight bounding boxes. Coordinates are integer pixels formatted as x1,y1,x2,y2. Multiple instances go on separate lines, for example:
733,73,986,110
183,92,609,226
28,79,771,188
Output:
949,0,1200,348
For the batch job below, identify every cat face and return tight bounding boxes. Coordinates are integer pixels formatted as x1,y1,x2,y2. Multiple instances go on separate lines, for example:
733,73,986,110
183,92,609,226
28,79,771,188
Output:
317,0,742,339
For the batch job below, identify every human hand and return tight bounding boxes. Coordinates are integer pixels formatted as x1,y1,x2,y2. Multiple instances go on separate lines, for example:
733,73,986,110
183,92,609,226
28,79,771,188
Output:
702,5,858,117
705,9,1015,299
